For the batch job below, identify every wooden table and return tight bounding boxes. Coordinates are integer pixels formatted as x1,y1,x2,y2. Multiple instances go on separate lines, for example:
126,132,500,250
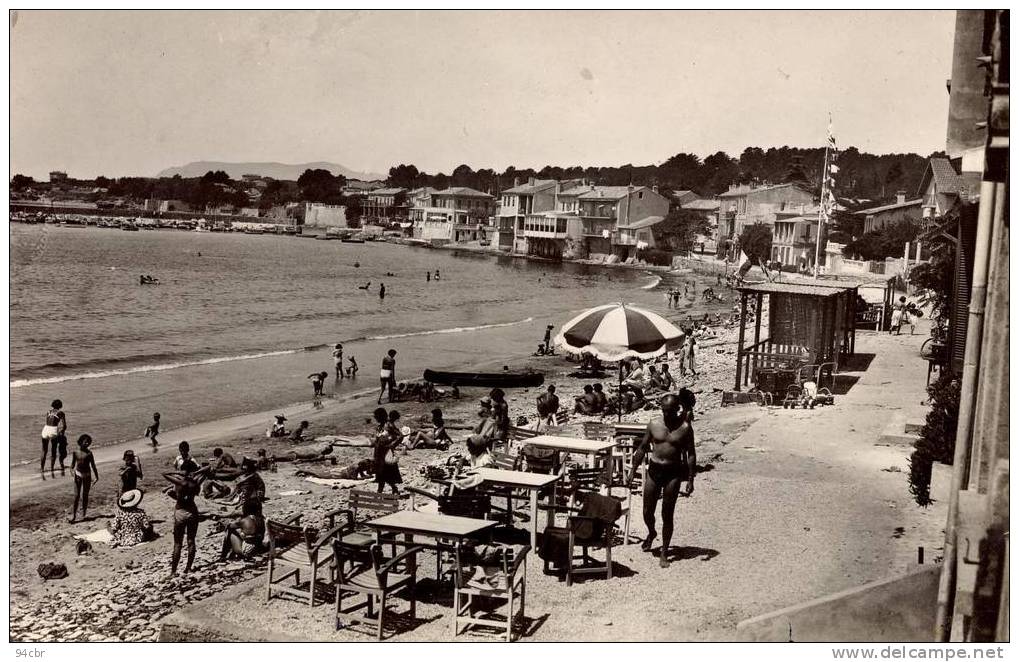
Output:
366,511,498,631
472,467,561,549
524,435,616,468
366,510,497,543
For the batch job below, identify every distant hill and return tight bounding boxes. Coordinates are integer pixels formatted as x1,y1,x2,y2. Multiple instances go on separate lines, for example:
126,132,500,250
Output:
156,161,385,182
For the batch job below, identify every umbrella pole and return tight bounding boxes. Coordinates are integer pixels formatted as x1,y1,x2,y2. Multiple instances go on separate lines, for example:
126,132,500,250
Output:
618,361,623,422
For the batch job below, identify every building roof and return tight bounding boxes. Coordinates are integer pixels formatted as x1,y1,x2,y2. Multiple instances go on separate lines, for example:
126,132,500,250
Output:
369,187,406,195
620,215,665,230
717,182,814,198
682,198,720,211
577,185,650,200
503,179,557,194
432,186,493,198
852,198,923,215
736,281,854,297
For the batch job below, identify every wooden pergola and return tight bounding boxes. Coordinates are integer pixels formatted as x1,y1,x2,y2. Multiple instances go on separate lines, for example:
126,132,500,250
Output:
734,281,858,391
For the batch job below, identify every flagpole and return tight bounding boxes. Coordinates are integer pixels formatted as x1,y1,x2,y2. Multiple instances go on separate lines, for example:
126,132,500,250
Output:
813,128,831,280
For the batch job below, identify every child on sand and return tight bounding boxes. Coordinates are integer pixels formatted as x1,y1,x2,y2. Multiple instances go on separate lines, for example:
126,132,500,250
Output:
145,412,160,450
119,450,143,494
70,434,99,523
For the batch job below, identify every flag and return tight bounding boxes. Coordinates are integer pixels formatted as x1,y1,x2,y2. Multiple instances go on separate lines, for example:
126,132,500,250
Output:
737,249,753,277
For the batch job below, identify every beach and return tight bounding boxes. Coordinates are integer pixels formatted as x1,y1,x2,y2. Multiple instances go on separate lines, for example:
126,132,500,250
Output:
8,318,947,642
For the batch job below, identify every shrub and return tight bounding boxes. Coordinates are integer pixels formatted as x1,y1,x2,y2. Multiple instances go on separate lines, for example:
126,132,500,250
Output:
908,372,961,506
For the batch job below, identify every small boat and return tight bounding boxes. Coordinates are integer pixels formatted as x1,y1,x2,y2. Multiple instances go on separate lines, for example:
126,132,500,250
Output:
422,369,544,389
341,237,366,244
121,223,139,231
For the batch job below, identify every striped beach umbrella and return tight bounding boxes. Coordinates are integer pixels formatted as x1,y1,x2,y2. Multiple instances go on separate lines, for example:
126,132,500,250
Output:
554,303,684,361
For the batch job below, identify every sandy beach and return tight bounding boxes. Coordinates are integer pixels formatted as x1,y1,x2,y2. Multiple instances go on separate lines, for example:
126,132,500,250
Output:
9,307,946,642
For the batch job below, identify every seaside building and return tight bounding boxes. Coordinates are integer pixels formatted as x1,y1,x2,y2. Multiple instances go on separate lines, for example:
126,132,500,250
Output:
853,191,923,233
362,187,407,224
409,186,495,244
495,177,587,254
681,197,721,252
716,182,816,239
494,182,670,260
48,171,68,183
916,156,981,223
770,203,821,270
302,202,347,229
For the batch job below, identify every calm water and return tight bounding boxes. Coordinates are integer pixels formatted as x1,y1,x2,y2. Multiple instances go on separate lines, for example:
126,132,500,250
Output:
10,225,689,463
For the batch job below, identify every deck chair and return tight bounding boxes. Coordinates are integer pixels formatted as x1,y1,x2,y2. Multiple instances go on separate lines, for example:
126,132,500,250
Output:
453,544,530,642
326,489,401,553
265,514,345,606
541,491,621,586
333,540,424,641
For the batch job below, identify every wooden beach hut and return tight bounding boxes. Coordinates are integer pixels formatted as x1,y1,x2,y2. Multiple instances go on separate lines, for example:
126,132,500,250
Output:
733,281,858,391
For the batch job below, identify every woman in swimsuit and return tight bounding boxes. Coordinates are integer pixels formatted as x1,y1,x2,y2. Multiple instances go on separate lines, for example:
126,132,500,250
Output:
69,434,98,522
41,399,68,478
163,466,210,576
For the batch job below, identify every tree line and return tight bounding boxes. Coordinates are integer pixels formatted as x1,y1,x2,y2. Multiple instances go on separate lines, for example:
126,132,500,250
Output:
10,144,941,214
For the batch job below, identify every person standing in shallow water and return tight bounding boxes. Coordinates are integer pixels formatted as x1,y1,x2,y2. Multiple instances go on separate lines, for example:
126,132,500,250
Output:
69,434,99,523
628,390,696,568
379,282,386,300
41,399,68,478
378,349,397,404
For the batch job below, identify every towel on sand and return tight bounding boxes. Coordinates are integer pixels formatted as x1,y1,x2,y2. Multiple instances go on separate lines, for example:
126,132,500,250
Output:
314,435,372,447
75,529,113,544
304,477,370,489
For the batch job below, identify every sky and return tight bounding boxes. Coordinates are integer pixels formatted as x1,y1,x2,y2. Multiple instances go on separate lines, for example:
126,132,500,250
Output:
10,10,957,180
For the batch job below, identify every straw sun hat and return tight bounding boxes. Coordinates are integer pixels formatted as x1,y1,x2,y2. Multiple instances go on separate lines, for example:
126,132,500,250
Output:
118,489,143,509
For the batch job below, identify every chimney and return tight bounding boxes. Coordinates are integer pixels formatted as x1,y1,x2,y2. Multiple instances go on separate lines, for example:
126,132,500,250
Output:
652,185,659,194
513,177,519,188
627,184,634,195
528,176,536,186
896,190,906,205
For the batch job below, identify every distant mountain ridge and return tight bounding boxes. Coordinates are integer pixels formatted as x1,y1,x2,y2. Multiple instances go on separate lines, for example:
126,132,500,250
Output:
157,161,385,182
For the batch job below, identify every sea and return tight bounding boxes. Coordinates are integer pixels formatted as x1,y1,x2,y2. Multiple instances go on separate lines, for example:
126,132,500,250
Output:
9,225,707,465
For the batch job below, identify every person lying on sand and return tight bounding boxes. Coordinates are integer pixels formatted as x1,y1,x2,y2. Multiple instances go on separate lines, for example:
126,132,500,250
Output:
294,458,375,481
273,442,335,464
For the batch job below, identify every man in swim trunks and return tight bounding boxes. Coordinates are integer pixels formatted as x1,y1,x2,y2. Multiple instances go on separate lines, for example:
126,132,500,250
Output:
41,399,68,478
573,384,598,415
70,434,99,523
627,390,696,567
378,349,397,404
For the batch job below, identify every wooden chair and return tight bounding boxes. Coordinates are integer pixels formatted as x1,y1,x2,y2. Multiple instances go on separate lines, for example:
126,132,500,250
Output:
333,540,424,641
326,489,400,551
265,514,345,606
542,491,620,586
406,485,493,579
453,545,530,642
508,425,538,454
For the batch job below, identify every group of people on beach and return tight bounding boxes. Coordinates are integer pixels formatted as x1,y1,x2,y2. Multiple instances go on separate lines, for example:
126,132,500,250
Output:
43,398,273,575
665,282,697,308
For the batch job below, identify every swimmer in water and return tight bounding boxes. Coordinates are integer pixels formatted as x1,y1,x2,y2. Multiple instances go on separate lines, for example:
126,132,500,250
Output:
358,282,371,290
